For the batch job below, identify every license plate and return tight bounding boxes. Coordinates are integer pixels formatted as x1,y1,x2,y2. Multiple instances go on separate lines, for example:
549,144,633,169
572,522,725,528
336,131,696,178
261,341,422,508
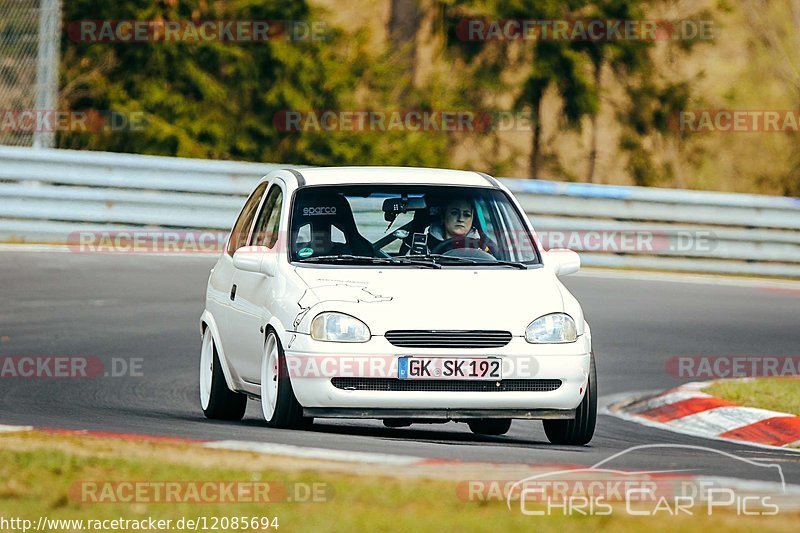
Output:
397,357,501,380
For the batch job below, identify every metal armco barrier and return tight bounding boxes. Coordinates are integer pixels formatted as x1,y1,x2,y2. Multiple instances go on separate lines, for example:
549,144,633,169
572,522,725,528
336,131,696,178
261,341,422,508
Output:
1,146,799,278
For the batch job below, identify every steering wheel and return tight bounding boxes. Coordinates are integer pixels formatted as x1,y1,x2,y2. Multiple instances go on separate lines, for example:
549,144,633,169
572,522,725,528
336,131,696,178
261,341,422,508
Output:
430,235,482,254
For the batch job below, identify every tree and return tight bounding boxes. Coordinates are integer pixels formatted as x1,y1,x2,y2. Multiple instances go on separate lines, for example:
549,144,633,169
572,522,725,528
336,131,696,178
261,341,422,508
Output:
58,1,374,165
573,0,653,183
388,0,422,98
441,0,596,178
739,0,800,195
516,39,595,178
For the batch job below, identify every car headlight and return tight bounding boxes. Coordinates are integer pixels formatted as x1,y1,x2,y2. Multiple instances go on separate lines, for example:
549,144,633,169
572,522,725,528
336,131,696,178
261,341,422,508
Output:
310,312,371,342
525,313,577,343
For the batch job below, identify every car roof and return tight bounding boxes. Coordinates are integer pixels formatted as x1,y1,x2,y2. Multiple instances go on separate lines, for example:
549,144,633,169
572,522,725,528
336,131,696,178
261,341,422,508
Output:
282,166,496,188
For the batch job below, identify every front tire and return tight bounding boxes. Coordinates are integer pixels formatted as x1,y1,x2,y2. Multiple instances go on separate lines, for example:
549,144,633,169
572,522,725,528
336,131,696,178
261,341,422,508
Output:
199,328,247,420
467,419,512,436
543,354,597,445
261,331,310,428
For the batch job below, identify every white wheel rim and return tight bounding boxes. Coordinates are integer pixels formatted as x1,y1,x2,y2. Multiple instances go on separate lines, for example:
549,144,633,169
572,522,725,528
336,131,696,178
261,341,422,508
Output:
261,335,279,421
199,330,214,410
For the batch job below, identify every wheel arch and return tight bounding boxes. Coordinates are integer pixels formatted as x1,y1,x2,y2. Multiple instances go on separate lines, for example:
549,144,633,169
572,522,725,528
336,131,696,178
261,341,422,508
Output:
200,310,238,392
264,316,290,346
263,316,305,395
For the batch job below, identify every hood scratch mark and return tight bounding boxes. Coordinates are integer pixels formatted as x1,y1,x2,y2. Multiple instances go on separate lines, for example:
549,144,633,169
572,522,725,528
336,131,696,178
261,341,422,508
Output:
293,281,393,329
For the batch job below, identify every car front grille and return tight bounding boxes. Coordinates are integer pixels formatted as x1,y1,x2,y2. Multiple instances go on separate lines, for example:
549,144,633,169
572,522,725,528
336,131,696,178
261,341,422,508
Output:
384,330,513,348
330,378,562,393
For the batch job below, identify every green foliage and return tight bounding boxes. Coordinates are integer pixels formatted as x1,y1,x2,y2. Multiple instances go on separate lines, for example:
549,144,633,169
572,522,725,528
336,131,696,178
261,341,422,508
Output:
439,0,713,184
54,0,795,196
58,0,451,167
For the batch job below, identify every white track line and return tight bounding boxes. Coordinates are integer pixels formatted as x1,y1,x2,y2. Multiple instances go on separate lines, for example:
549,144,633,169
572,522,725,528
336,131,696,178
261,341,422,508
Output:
0,424,33,433
204,440,423,466
0,244,73,253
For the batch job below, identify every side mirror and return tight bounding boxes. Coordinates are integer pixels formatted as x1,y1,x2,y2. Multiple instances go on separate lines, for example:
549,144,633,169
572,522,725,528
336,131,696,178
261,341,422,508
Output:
545,249,580,276
233,246,278,277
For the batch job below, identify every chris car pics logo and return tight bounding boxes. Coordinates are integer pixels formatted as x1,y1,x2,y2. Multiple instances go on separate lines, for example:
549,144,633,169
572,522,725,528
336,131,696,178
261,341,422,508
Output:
503,444,787,517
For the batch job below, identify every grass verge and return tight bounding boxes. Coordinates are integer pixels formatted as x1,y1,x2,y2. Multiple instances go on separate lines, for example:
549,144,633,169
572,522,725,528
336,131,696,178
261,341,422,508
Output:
0,431,797,532
704,377,800,417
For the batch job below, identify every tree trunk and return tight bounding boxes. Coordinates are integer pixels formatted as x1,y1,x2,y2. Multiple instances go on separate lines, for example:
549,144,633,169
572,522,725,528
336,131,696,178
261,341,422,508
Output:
586,112,599,183
586,60,603,183
529,98,543,178
388,0,420,94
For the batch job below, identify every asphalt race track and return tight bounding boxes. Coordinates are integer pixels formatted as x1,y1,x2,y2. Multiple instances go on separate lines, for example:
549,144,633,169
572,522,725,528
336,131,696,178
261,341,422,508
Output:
1,251,799,485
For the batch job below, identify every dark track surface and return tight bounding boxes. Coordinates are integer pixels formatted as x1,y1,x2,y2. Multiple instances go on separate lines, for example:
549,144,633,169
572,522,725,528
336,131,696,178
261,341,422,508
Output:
1,252,798,485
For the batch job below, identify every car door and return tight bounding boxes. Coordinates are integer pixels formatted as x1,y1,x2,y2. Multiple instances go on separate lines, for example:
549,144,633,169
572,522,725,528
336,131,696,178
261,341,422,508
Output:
211,181,269,378
227,180,285,383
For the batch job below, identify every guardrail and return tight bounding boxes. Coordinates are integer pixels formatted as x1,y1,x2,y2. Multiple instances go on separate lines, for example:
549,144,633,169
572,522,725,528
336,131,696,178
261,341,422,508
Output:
1,145,799,278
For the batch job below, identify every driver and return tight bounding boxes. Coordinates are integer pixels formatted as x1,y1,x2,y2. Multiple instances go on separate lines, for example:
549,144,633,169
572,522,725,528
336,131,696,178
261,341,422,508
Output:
425,197,494,254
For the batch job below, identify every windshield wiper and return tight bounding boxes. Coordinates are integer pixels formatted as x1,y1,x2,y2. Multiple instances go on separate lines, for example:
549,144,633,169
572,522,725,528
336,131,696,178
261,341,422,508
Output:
390,256,442,269
299,253,526,269
298,254,440,269
300,254,388,264
405,253,528,269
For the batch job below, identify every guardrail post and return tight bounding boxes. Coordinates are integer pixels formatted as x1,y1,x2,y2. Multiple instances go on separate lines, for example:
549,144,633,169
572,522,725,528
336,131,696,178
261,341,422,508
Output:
33,0,62,149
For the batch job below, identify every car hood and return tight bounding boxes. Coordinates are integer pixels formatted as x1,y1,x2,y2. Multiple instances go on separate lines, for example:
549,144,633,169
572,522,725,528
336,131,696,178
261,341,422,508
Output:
293,266,565,335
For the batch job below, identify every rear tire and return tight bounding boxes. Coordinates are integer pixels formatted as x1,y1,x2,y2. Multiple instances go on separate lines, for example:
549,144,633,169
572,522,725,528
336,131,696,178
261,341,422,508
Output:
468,419,512,436
543,354,597,445
261,331,312,429
199,328,247,420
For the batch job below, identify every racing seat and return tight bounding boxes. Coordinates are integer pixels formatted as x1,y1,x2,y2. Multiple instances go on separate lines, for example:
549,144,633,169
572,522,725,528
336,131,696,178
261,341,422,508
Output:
291,192,375,257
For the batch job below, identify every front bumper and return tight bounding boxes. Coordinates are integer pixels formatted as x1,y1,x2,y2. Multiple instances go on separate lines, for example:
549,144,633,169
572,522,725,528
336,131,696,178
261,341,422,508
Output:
284,334,592,416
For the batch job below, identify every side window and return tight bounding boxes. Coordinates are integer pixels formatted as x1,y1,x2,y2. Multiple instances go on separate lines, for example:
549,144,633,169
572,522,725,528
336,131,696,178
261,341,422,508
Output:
227,182,269,256
251,185,284,248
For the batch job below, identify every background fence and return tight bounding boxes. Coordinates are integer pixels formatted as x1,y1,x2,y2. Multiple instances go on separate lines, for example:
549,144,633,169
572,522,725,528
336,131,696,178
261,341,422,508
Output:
0,0,61,148
1,145,799,278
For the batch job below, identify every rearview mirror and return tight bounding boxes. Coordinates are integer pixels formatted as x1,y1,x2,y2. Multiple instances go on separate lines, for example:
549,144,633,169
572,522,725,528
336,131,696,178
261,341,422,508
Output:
233,246,277,277
545,249,580,276
382,196,427,222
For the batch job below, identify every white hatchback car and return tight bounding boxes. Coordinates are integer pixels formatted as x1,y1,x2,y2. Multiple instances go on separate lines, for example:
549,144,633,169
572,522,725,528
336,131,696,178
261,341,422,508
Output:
199,167,596,445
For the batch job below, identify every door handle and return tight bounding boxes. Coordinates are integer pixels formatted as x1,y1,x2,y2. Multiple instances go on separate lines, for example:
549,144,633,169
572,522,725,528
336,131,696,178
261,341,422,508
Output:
230,284,237,301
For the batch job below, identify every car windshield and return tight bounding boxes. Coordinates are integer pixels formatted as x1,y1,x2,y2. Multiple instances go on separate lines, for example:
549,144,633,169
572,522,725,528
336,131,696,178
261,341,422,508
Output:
289,185,540,266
